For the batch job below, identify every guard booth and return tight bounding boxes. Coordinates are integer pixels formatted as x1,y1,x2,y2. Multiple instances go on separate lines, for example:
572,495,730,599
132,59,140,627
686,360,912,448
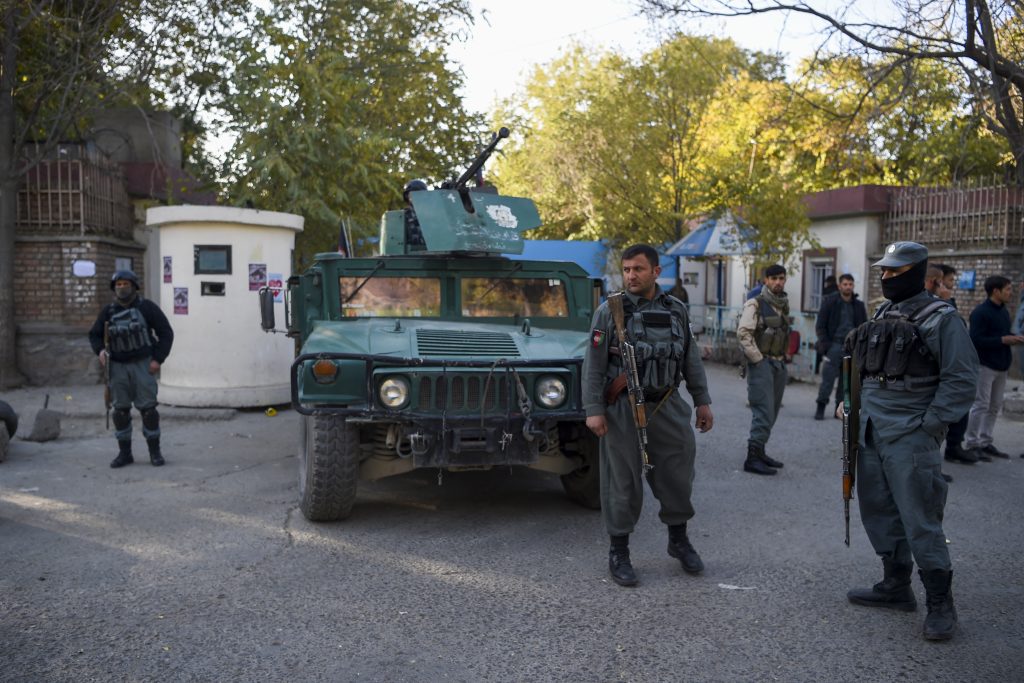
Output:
146,205,303,407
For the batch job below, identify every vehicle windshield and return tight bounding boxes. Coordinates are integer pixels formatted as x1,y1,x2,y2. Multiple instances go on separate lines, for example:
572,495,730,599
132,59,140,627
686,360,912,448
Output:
461,277,568,317
340,276,441,317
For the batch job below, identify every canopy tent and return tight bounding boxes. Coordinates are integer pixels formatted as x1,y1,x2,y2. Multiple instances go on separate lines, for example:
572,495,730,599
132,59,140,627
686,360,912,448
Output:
666,210,756,258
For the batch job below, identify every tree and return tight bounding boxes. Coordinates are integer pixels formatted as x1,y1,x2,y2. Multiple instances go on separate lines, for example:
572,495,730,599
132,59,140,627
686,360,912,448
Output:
217,0,484,264
0,0,250,388
492,34,813,258
0,1,125,388
641,0,1024,183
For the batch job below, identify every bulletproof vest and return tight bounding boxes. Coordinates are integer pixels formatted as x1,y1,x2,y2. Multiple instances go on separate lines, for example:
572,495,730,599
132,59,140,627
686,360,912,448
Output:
108,302,152,354
754,294,790,357
623,298,689,394
844,298,951,388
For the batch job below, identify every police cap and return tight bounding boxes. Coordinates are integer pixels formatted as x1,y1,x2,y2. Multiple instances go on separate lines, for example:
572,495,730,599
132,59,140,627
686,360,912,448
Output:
872,241,928,268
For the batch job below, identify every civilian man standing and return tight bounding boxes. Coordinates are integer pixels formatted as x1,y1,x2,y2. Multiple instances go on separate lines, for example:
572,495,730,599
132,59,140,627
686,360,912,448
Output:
814,274,867,420
963,275,1024,460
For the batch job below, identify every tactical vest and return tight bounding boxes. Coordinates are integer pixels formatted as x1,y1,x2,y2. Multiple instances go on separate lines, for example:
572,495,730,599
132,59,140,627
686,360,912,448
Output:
754,294,790,357
623,299,689,394
108,302,152,354
844,298,951,389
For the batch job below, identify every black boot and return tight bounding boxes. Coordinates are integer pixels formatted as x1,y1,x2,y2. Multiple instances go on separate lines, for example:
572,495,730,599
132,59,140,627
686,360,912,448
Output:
944,443,978,464
743,442,776,475
147,437,165,467
759,448,784,469
814,401,826,420
919,569,957,641
608,536,637,587
667,524,704,574
110,440,134,468
847,559,917,611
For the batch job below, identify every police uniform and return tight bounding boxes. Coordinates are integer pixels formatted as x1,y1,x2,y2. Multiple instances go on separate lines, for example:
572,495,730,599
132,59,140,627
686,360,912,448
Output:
845,241,979,641
582,287,711,582
88,271,174,468
737,288,791,474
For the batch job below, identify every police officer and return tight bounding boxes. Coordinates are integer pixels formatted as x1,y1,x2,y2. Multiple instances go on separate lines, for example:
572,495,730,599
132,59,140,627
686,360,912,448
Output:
737,264,791,475
582,244,713,587
88,270,174,468
845,242,978,641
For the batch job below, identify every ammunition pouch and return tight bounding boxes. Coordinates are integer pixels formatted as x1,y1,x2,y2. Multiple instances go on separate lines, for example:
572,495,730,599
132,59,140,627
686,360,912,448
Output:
108,304,152,354
845,299,949,388
754,296,790,358
626,308,687,394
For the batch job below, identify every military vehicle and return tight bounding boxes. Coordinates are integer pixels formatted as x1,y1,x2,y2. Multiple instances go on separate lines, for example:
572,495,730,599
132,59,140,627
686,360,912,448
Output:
260,128,602,521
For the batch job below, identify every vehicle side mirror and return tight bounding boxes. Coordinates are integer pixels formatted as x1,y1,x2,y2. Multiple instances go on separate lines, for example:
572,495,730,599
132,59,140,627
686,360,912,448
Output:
258,287,275,331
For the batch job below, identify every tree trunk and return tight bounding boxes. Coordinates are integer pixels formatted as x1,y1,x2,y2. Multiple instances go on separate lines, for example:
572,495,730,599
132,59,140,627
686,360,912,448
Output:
0,9,25,388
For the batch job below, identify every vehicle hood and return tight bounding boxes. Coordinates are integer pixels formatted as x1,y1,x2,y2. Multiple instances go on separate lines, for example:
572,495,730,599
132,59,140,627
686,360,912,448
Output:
302,318,588,361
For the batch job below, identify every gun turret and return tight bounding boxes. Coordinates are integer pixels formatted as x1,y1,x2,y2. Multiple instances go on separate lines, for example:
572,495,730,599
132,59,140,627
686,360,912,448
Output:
442,127,510,192
379,126,539,255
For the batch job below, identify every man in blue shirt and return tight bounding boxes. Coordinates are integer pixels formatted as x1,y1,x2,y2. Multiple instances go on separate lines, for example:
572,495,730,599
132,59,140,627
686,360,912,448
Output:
963,275,1024,460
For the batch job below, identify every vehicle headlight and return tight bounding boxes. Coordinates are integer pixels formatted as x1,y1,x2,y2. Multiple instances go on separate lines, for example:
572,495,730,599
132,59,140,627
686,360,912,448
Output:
535,376,567,408
379,377,410,408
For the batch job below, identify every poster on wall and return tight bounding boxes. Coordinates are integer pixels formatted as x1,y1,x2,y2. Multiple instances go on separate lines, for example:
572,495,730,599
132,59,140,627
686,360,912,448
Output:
249,263,267,291
163,256,173,283
173,287,188,315
268,272,284,303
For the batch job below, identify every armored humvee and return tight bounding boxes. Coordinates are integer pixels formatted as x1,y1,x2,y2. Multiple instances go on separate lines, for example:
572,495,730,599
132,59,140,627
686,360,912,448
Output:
260,128,602,521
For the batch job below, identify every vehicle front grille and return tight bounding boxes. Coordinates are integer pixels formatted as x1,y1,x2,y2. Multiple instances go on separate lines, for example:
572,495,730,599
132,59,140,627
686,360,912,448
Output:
418,375,513,411
415,329,521,357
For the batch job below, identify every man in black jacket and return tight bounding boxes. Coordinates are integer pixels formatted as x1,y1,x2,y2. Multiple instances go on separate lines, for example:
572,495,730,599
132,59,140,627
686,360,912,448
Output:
814,274,867,420
963,275,1024,460
88,270,174,468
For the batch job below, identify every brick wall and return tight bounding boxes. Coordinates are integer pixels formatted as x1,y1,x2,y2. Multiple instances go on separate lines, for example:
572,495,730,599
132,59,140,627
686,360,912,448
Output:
864,250,1024,316
14,238,147,327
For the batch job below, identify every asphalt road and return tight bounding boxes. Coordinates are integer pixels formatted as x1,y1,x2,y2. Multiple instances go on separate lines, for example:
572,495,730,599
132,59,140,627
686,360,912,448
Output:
2,363,1023,682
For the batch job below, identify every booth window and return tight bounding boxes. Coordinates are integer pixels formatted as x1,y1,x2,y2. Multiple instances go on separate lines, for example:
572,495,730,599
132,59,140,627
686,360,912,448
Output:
801,248,837,312
194,245,232,274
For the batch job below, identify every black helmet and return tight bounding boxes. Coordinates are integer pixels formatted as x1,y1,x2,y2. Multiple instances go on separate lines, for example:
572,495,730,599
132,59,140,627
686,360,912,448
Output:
402,179,428,201
110,269,140,291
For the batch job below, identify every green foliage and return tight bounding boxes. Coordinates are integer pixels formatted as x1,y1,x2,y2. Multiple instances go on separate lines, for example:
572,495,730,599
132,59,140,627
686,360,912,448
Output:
217,0,485,264
492,34,811,260
492,30,1011,262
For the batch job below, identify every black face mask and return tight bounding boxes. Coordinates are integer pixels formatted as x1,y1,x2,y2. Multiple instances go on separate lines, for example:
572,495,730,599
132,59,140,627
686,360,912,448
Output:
880,260,927,303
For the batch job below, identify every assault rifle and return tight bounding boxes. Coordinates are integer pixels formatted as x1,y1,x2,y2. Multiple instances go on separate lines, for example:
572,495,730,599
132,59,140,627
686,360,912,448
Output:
607,292,652,475
103,322,111,430
841,355,860,547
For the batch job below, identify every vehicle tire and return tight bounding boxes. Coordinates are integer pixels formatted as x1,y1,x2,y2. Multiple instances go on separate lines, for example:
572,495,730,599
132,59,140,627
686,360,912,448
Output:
560,431,601,510
0,423,9,463
0,400,17,440
298,413,359,522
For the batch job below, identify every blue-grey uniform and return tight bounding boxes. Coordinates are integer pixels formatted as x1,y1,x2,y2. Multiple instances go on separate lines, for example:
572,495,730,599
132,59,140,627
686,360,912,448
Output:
582,288,711,536
854,287,978,570
845,241,977,641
